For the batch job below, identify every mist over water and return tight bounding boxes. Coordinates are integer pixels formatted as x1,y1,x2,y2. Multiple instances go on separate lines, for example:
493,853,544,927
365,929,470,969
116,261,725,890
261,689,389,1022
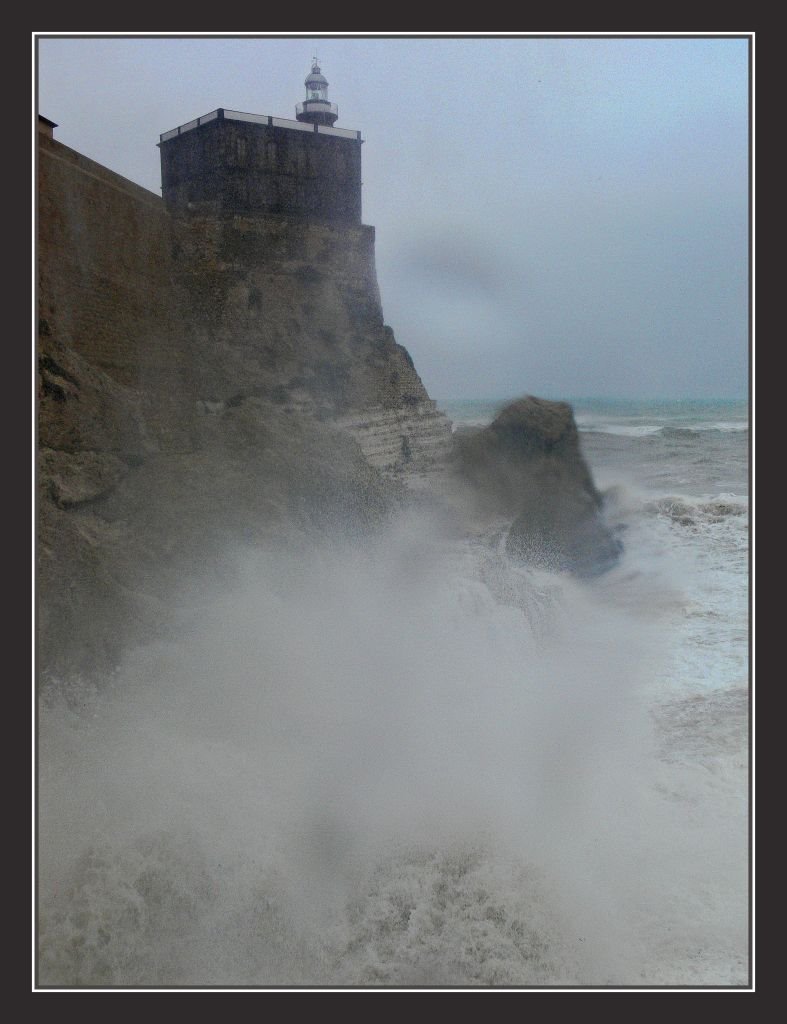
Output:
38,440,748,989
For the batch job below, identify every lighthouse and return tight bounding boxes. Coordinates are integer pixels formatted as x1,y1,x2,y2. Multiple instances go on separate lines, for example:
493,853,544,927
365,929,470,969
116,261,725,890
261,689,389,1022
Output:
158,60,361,222
296,59,339,127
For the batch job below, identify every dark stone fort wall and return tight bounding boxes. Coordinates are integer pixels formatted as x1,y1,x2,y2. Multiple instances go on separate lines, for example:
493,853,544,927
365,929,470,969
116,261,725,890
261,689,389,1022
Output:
37,132,415,434
159,119,362,223
37,134,198,442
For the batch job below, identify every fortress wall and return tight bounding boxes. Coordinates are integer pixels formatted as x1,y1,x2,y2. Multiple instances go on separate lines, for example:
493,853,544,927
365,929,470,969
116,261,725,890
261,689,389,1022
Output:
38,131,451,464
36,128,453,674
38,134,197,445
160,119,362,222
168,213,434,419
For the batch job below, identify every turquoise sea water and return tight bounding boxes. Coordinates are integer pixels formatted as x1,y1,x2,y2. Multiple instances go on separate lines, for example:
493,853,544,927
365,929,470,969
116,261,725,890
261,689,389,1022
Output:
438,396,748,436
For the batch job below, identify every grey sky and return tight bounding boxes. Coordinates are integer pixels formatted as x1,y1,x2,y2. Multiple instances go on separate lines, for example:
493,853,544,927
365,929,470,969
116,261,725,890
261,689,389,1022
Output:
36,34,750,400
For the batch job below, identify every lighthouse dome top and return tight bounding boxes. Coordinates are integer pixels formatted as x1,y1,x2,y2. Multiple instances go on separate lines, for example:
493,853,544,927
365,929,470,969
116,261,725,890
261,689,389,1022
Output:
305,62,328,88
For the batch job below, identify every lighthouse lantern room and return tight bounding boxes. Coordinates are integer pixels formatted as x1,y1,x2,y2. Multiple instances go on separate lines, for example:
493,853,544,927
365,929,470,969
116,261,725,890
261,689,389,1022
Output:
296,59,339,127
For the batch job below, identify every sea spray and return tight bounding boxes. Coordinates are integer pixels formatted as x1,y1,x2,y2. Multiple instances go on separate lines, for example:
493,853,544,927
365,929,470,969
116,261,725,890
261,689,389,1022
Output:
38,505,746,986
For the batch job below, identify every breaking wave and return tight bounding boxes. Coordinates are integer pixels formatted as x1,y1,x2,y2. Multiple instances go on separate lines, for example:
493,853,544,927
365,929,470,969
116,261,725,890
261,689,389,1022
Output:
37,504,748,988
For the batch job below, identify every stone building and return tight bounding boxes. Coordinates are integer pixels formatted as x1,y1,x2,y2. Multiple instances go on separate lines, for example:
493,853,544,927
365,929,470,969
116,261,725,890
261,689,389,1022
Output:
36,62,454,677
158,61,363,223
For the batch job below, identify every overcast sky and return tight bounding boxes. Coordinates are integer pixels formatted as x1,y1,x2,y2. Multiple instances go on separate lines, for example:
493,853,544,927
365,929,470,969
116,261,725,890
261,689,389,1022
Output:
36,34,750,401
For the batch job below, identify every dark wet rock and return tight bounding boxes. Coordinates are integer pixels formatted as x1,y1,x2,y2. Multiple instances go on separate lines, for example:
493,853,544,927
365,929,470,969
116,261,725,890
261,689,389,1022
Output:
505,486,623,578
455,396,622,578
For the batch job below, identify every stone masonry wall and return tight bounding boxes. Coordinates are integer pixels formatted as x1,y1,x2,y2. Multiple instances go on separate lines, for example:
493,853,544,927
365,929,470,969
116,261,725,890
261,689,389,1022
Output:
37,129,453,676
38,132,452,473
160,118,362,223
38,134,197,449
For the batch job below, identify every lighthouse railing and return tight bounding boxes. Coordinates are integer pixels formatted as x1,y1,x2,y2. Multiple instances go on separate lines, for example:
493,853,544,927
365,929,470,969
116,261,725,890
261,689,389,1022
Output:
296,101,338,118
223,110,270,125
270,117,315,132
160,109,362,143
317,125,360,139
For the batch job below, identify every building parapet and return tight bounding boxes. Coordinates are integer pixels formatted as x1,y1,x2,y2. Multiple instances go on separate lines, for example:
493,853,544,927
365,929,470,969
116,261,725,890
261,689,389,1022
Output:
159,108,361,144
296,100,338,119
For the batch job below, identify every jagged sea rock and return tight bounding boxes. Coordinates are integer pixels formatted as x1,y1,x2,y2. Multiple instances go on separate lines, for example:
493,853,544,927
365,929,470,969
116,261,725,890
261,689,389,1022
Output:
505,485,623,579
454,396,622,578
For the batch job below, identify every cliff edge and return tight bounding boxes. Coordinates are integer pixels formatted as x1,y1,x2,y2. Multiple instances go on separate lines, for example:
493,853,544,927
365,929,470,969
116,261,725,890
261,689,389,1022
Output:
37,130,617,682
37,132,452,678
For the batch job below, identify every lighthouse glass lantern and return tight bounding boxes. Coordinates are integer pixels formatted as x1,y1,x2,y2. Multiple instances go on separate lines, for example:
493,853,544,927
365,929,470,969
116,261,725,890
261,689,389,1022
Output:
296,60,339,127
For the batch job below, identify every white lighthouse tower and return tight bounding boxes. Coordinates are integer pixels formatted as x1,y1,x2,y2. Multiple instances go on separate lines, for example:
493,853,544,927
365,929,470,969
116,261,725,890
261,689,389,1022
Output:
295,59,339,127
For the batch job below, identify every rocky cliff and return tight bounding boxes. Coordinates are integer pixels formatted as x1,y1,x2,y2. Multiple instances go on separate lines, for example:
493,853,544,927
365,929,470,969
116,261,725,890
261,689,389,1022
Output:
37,132,451,679
37,131,617,682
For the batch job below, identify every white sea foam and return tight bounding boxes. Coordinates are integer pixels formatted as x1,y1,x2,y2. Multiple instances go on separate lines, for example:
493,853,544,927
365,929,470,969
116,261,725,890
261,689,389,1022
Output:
37,497,749,988
577,422,665,437
703,422,749,433
577,422,748,437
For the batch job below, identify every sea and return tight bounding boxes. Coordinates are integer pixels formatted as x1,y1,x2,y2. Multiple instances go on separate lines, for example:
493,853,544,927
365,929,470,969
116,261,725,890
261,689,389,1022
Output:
37,397,750,990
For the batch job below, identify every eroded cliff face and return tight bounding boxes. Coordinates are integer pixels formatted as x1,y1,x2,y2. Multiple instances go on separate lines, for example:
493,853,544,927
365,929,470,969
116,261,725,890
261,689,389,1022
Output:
170,211,453,473
37,134,449,679
37,132,617,682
